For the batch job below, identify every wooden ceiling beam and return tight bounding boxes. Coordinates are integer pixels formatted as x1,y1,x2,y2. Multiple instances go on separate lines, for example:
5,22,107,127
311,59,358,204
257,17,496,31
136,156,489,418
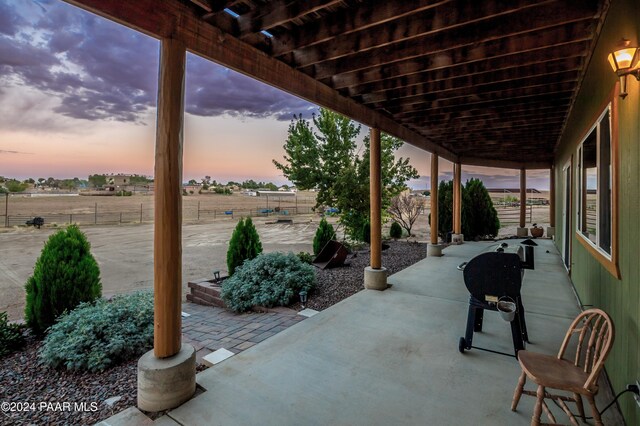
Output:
415,119,567,137
269,0,447,56
237,0,342,39
330,41,588,91
397,104,569,125
361,71,580,106
393,96,572,119
309,20,594,80
290,0,550,68
377,82,576,114
293,0,596,69
385,90,574,116
347,56,583,98
62,0,458,161
412,116,567,132
458,157,553,170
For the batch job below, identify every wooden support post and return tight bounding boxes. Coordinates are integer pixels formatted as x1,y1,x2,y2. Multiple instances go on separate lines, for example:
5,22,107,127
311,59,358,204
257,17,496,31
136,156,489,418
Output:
154,38,185,359
453,162,462,235
549,166,555,227
519,168,527,229
430,154,439,245
370,128,382,269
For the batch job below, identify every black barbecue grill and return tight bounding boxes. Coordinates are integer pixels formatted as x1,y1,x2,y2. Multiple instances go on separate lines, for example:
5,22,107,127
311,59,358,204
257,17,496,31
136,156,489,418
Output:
458,242,534,357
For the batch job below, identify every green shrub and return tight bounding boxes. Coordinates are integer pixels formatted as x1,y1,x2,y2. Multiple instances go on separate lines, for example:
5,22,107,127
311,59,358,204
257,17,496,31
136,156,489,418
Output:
0,312,25,358
40,291,153,371
464,178,499,240
389,221,403,239
313,217,334,255
297,251,314,264
221,252,315,313
226,217,263,276
429,179,499,241
361,221,371,244
25,225,102,334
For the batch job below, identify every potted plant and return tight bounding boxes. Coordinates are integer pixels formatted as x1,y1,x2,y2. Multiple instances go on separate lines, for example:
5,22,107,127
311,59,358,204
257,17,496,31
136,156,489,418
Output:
530,223,544,238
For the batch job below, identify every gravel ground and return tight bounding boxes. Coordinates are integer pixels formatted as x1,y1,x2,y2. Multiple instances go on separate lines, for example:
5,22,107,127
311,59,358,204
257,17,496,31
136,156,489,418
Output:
291,239,427,311
1,240,424,425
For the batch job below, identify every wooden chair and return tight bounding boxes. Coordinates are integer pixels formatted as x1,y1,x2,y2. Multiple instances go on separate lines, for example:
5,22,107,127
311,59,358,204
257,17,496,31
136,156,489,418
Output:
511,308,615,426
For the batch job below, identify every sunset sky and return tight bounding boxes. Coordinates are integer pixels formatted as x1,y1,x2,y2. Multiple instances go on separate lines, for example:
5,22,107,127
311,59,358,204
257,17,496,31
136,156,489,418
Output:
0,0,550,189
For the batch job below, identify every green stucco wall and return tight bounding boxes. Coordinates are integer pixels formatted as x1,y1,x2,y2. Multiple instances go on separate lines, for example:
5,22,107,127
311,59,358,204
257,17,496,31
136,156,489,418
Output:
554,0,639,423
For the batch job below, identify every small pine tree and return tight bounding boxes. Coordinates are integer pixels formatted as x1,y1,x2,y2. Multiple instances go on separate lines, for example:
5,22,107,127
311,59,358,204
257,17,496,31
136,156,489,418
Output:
464,178,500,240
313,217,335,255
227,217,263,276
361,221,371,244
25,225,101,334
389,221,403,239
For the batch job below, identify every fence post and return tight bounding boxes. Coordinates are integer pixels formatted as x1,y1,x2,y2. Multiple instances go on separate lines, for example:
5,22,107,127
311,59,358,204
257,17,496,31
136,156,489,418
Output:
140,203,143,223
95,203,97,225
529,204,532,223
197,201,200,221
4,193,8,228
120,212,122,224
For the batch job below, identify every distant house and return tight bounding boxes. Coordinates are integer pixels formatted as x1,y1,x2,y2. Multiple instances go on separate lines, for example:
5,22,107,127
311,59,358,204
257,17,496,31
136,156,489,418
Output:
487,188,541,194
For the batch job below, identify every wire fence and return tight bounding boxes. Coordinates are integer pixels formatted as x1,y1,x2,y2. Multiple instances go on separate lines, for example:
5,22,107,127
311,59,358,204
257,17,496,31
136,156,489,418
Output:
1,200,317,228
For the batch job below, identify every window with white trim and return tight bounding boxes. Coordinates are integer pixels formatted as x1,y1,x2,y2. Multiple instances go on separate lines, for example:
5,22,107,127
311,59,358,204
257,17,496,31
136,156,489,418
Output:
576,105,612,256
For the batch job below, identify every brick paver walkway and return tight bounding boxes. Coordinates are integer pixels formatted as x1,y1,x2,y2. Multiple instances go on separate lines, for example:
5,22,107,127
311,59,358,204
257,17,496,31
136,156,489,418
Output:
181,302,305,362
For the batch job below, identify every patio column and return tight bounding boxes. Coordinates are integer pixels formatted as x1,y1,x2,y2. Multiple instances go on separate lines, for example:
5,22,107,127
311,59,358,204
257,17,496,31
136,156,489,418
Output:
517,168,528,237
452,162,463,244
138,37,195,412
364,128,387,290
547,166,556,238
428,153,444,256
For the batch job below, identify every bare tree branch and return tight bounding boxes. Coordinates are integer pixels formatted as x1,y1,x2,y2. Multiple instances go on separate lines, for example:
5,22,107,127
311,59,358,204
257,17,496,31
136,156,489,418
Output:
387,193,422,236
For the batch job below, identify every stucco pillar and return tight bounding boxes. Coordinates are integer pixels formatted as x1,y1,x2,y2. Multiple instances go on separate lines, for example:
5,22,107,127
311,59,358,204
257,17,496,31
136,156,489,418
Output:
138,37,195,412
364,128,387,290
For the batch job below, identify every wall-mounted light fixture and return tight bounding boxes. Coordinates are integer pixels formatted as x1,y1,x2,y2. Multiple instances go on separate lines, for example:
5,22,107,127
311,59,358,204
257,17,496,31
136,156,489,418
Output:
608,39,640,99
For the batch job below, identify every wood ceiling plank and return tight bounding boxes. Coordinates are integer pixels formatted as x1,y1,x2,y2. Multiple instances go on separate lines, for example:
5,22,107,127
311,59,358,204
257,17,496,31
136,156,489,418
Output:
330,41,589,90
292,0,596,68
237,0,343,39
270,0,448,56
361,71,580,106
347,56,583,97
311,21,594,80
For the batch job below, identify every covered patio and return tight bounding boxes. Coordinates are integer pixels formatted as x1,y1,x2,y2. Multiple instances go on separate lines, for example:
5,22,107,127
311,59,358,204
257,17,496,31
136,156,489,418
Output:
56,0,640,424
102,239,622,425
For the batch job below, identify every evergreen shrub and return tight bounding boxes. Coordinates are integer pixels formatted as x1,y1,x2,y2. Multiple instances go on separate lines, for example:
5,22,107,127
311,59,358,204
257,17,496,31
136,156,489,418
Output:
0,311,24,358
221,252,315,313
361,221,371,244
297,251,314,264
40,291,153,371
389,221,403,239
313,217,334,255
25,225,101,334
226,217,263,275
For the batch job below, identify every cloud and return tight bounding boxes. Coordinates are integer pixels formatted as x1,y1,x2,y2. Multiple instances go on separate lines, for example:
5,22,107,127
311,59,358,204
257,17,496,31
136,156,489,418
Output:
185,54,316,121
0,1,316,127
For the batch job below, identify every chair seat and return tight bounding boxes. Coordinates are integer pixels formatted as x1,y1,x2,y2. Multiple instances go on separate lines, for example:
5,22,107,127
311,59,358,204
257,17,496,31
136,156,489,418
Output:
518,350,595,395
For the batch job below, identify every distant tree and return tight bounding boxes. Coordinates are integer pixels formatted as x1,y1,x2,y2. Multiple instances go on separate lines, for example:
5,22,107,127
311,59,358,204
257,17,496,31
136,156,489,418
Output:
423,190,430,197
388,193,422,236
464,178,500,240
274,108,418,240
88,175,106,188
5,180,28,193
24,178,35,184
265,182,278,191
188,179,198,186
38,178,45,185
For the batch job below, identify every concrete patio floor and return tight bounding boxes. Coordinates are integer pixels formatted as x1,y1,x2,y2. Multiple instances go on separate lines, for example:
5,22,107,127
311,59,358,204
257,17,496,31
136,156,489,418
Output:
106,239,623,425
